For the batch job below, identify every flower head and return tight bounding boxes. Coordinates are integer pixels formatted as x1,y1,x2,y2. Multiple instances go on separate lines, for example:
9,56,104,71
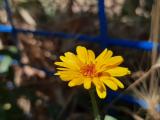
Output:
55,46,130,99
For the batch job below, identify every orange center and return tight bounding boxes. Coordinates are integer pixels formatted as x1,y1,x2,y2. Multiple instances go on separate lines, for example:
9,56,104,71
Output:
80,64,97,77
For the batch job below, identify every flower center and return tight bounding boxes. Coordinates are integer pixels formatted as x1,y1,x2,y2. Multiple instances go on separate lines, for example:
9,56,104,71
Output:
80,64,97,77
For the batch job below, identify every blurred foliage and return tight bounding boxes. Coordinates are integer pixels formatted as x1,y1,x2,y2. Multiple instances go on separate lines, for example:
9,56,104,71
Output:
104,115,118,120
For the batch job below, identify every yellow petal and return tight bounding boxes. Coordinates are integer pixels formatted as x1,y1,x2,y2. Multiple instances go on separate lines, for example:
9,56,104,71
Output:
88,50,95,63
76,46,88,63
59,75,72,81
83,78,91,89
104,56,123,67
54,72,59,75
106,67,131,77
95,83,107,99
95,49,107,62
55,62,78,70
57,71,81,81
55,62,67,67
64,52,82,65
68,78,83,87
55,70,79,75
60,56,80,69
100,76,118,91
96,49,113,69
56,67,69,70
59,75,77,81
96,49,113,61
56,72,75,81
93,77,102,89
64,52,76,58
110,77,124,88
93,77,106,99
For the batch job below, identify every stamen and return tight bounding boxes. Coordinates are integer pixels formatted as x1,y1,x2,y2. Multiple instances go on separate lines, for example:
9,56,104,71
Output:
80,64,97,77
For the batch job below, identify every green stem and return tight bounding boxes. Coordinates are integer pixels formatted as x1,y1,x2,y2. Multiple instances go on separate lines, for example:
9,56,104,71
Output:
89,89,101,120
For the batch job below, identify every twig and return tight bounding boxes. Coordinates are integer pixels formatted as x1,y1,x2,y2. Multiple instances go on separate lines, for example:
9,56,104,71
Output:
106,64,160,109
126,64,160,91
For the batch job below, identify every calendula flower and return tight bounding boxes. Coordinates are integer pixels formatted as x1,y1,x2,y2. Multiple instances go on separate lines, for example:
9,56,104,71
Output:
55,46,130,99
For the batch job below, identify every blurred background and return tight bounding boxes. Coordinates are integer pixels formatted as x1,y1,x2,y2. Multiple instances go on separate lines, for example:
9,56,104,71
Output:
1,0,160,120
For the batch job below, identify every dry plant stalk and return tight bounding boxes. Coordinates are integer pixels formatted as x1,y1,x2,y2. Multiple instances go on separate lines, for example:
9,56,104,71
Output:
134,0,160,119
150,0,160,96
147,1,160,119
108,1,160,119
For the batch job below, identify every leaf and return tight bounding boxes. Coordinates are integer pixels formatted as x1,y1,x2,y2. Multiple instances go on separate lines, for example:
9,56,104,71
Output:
0,55,13,73
104,115,118,120
0,46,19,60
8,46,18,54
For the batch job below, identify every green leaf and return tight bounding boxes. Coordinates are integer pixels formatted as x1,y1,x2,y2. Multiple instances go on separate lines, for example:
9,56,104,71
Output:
104,115,118,120
8,46,18,54
0,46,19,60
0,56,13,73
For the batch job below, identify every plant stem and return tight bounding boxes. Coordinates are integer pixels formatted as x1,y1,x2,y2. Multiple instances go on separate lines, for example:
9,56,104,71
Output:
150,0,160,94
89,89,101,120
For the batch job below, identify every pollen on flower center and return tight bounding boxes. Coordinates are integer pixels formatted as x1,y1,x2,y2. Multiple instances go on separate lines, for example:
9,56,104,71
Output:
80,64,97,77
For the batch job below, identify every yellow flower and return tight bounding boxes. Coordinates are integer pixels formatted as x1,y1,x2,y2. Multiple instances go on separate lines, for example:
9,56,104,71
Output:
55,46,130,99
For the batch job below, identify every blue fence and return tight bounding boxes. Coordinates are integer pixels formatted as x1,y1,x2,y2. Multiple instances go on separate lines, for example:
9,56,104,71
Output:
0,0,160,112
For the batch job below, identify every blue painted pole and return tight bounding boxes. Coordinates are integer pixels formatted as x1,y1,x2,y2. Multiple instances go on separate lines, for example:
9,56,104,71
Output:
107,38,155,51
0,24,12,32
97,0,110,48
4,0,14,26
0,24,159,51
4,0,18,47
98,0,108,37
